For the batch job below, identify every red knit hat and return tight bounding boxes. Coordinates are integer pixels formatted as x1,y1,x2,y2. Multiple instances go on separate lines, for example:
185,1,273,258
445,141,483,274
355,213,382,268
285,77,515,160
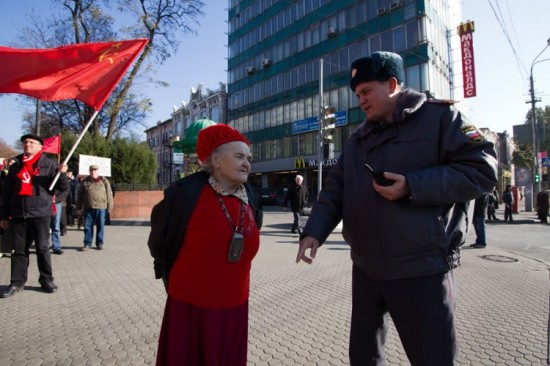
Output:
196,124,250,162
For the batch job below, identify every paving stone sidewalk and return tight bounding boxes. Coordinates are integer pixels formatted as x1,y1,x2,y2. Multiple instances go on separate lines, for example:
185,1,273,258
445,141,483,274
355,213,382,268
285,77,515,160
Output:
0,208,548,365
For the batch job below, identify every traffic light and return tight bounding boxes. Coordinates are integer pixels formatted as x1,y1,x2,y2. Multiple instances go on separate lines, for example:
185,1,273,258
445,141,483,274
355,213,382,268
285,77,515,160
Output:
322,106,336,140
323,141,334,160
534,173,540,183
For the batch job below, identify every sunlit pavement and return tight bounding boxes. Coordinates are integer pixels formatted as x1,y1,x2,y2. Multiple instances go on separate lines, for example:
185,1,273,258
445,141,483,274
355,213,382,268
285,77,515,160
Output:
0,207,548,365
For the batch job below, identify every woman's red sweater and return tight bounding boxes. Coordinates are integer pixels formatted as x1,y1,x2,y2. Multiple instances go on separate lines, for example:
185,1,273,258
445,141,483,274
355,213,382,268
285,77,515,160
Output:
168,185,260,308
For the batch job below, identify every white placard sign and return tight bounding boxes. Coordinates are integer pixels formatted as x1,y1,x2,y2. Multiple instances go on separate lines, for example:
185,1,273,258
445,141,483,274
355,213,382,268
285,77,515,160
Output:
78,155,112,177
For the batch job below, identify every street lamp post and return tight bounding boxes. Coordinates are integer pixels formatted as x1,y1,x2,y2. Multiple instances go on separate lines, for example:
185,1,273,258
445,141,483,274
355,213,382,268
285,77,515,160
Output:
529,37,550,204
318,58,324,198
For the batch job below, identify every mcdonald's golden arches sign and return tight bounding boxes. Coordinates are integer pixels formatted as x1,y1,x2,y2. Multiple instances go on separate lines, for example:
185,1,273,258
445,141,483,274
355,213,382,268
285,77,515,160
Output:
294,156,306,169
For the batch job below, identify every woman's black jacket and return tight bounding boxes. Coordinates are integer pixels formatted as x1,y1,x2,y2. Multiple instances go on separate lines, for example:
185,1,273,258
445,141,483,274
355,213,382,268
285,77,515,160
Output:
147,171,262,290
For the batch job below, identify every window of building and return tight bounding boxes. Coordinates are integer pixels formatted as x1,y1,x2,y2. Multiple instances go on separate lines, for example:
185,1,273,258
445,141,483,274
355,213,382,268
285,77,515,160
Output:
303,132,315,155
283,136,292,158
253,111,262,131
265,108,272,128
332,128,342,152
276,105,284,126
305,96,313,118
381,30,393,51
290,101,298,122
312,94,320,118
349,42,361,65
252,142,262,162
329,89,339,112
297,31,304,52
393,25,406,52
305,0,312,13
346,6,357,29
339,48,349,72
312,23,320,45
369,35,381,53
368,0,378,20
283,104,290,125
297,99,305,120
406,64,420,91
330,51,339,75
211,106,220,122
406,20,419,48
312,60,319,81
356,1,368,24
338,9,346,31
262,140,271,160
338,86,349,111
271,108,278,128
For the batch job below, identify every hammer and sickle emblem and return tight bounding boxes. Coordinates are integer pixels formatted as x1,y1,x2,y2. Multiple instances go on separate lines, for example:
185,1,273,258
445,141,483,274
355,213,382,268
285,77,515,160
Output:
22,172,31,184
99,42,122,65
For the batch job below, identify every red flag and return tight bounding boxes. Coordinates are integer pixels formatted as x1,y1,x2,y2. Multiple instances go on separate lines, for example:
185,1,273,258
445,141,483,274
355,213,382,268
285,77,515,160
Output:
0,39,148,111
42,135,61,154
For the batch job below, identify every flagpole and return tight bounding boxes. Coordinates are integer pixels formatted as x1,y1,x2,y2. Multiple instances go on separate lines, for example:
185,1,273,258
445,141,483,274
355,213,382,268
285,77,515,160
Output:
35,100,41,135
48,110,99,191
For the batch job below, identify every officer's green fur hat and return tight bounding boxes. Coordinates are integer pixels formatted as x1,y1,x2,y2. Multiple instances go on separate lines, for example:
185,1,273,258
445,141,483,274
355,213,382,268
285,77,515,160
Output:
349,52,404,92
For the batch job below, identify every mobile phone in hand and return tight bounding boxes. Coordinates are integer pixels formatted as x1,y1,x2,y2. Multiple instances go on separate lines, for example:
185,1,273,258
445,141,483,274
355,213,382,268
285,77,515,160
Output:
365,163,395,187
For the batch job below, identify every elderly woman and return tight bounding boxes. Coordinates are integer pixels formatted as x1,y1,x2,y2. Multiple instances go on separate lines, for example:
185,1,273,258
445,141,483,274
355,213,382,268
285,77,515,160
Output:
148,124,262,366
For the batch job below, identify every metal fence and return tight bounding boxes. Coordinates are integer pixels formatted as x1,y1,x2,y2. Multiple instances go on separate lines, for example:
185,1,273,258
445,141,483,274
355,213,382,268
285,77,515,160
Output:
114,183,168,191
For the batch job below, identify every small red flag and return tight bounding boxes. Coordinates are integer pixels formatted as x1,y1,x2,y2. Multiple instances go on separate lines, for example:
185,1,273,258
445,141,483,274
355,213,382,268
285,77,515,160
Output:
0,39,148,111
42,135,61,154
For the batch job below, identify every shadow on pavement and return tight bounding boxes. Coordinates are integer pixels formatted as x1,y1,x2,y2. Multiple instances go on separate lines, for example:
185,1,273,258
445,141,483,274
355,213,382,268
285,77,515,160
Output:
109,220,150,227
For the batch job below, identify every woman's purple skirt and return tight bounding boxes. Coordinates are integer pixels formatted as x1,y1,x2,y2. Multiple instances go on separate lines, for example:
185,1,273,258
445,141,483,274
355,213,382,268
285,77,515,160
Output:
156,296,249,366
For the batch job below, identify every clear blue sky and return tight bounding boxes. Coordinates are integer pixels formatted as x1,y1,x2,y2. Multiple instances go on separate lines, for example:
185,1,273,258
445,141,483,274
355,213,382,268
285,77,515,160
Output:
0,0,549,149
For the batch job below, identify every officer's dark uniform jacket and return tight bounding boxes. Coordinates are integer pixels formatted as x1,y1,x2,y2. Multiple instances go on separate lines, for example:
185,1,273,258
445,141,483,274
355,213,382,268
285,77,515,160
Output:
147,171,263,289
303,88,498,280
0,153,69,220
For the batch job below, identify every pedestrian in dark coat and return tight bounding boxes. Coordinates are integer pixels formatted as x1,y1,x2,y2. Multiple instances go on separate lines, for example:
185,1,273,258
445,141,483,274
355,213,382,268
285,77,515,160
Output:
503,184,514,222
296,52,498,365
0,134,69,298
283,174,309,234
537,190,549,224
486,188,498,220
470,193,489,248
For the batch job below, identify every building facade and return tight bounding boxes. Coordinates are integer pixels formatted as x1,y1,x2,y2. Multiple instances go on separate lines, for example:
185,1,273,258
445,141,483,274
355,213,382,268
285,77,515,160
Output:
226,0,461,196
145,83,228,185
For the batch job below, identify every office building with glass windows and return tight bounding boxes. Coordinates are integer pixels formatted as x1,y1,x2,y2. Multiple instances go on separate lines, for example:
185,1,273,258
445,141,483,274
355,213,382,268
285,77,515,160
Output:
226,0,461,196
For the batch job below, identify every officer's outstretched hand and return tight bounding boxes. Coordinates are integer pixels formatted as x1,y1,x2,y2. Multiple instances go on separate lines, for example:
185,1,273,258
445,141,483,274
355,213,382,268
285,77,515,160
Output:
296,235,320,264
373,172,409,201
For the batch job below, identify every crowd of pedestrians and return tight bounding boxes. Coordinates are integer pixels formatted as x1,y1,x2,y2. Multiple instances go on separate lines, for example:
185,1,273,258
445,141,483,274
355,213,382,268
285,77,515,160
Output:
0,133,114,298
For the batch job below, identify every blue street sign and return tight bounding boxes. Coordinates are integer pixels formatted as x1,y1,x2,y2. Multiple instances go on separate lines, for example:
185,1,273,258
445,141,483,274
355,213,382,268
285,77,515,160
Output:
542,157,550,167
292,110,348,134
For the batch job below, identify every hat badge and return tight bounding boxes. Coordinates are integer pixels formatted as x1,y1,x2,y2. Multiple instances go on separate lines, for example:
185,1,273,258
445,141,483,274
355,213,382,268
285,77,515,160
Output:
351,68,357,78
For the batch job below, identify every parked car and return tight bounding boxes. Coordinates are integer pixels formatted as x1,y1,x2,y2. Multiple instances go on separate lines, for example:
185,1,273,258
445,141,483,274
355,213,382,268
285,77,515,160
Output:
257,187,278,205
275,186,288,206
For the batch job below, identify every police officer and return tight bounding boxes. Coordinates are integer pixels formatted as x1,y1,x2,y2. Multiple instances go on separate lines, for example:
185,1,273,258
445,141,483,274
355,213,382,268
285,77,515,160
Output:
296,52,498,365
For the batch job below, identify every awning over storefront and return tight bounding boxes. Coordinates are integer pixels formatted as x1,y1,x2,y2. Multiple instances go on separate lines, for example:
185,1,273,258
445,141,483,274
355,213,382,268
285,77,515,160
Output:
177,118,217,155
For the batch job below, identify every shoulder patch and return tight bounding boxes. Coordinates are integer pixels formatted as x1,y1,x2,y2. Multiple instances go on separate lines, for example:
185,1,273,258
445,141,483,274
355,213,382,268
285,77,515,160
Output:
428,99,455,105
460,125,484,143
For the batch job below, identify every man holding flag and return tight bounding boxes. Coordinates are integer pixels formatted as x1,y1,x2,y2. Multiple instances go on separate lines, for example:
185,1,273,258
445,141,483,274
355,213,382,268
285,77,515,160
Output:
0,40,148,297
0,134,69,298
